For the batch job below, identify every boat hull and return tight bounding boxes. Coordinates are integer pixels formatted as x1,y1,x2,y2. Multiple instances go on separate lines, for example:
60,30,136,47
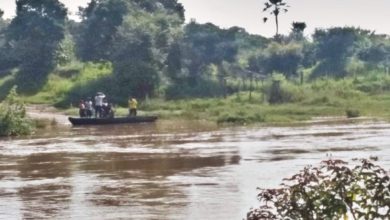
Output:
68,116,158,126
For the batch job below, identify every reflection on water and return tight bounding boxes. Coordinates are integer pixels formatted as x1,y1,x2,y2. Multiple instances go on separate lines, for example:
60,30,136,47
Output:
1,119,390,219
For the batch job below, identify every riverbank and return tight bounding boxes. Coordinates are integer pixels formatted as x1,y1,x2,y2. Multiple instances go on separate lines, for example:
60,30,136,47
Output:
25,99,385,130
118,92,390,125
2,63,390,126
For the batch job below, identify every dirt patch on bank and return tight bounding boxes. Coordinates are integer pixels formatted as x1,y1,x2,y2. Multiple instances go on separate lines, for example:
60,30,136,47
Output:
26,105,71,125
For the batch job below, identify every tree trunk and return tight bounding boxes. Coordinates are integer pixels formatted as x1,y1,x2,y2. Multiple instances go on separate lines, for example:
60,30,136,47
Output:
218,65,227,99
249,73,253,101
261,79,265,103
300,70,304,85
275,14,279,36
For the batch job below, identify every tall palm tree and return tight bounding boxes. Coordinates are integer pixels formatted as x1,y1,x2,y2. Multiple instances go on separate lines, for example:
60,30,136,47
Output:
263,0,289,36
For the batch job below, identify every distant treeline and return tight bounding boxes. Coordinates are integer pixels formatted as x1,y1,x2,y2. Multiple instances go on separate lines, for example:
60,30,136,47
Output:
0,0,389,102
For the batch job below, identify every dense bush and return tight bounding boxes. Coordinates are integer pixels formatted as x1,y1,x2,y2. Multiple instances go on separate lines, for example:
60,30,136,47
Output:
0,86,34,136
217,112,265,124
346,108,360,118
247,159,390,220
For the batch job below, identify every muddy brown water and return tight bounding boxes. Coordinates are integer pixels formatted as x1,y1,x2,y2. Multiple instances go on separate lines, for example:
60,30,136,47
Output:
1,119,390,219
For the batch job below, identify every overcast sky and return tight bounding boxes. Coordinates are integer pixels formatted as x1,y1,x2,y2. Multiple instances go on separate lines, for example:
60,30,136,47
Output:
1,0,389,37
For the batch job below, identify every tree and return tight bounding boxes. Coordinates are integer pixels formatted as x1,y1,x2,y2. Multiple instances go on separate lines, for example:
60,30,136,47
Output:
165,22,239,99
6,0,67,92
166,42,182,82
262,0,289,36
292,22,306,33
111,31,159,99
289,21,306,41
74,0,185,101
177,22,238,82
111,0,184,100
54,33,76,66
312,27,363,78
132,0,185,20
77,0,128,61
358,43,390,73
248,42,303,78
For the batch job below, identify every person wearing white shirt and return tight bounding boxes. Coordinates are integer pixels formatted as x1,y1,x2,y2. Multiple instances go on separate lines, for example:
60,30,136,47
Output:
94,92,105,118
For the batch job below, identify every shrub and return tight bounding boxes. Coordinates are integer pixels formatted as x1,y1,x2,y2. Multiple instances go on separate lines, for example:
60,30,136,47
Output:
346,108,360,118
247,159,390,220
217,110,265,124
0,86,34,136
217,114,247,124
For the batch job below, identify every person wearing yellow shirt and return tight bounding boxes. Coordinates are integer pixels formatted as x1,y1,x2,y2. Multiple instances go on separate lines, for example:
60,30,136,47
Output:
128,96,138,116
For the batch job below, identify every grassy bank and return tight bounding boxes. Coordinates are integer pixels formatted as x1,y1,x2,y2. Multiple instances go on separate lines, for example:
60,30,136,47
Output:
135,75,390,124
136,93,389,124
2,63,390,125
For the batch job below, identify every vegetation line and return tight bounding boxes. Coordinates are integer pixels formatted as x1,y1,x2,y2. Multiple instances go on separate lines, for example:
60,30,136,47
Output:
0,0,390,133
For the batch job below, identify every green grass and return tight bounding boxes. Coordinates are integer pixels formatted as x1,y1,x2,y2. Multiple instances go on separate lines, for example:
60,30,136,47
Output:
14,62,113,106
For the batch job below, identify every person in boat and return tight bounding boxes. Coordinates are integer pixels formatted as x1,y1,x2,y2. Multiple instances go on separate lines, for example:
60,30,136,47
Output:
106,103,115,118
101,98,114,118
102,98,108,118
94,92,105,118
79,99,86,118
85,98,93,118
128,96,138,117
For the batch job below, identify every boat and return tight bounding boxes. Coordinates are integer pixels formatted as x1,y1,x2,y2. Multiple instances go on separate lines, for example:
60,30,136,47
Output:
68,116,158,126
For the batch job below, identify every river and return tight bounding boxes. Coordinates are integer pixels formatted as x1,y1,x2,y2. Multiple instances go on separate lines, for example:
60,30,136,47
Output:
0,119,390,219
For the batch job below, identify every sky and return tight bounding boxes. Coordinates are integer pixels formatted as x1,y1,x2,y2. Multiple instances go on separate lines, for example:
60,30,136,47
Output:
0,0,389,37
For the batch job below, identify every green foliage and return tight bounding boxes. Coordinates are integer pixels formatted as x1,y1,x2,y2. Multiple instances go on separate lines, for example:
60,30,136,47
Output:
0,86,34,136
55,34,76,66
112,31,158,99
248,42,303,77
308,78,363,102
345,72,390,95
168,21,239,86
132,0,185,20
165,22,255,98
77,0,184,99
1,0,390,122
7,0,67,92
312,27,369,78
247,159,390,220
358,43,390,64
55,62,113,107
184,22,238,65
77,0,128,61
